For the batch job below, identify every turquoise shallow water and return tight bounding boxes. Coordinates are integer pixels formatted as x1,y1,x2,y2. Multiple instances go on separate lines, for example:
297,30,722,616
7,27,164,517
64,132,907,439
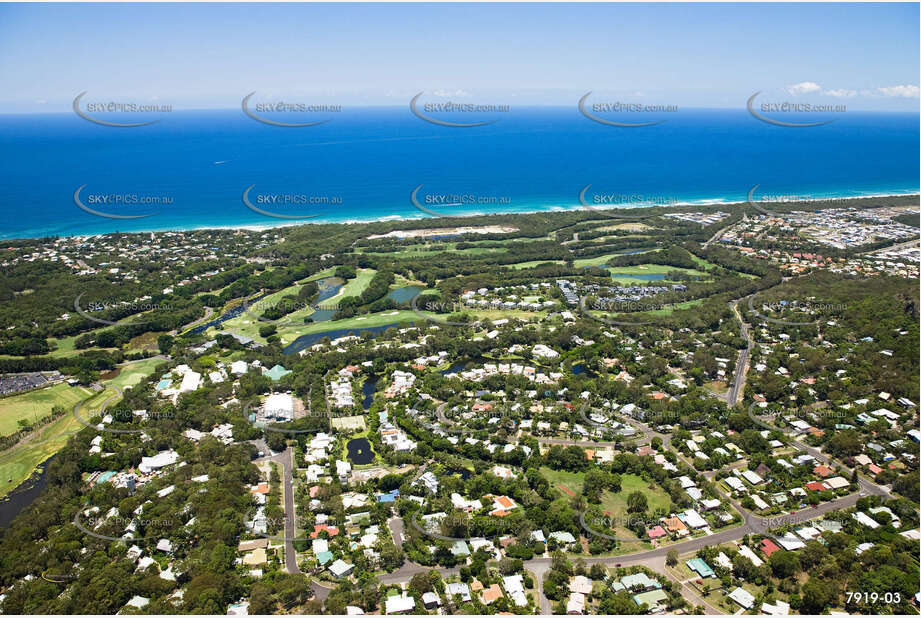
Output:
0,107,917,239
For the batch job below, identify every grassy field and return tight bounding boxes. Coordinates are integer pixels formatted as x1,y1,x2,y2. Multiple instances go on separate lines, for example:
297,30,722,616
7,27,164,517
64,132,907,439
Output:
0,383,93,437
507,259,566,270
573,253,632,268
0,387,120,497
540,467,672,514
102,358,166,389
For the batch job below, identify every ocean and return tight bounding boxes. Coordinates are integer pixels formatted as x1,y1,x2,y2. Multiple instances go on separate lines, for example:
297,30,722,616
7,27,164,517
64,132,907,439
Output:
0,107,917,240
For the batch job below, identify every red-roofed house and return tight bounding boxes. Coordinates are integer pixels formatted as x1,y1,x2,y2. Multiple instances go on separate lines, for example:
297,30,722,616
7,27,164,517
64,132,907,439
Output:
647,525,667,539
760,539,781,557
813,465,832,478
868,464,883,475
804,481,826,492
311,524,340,538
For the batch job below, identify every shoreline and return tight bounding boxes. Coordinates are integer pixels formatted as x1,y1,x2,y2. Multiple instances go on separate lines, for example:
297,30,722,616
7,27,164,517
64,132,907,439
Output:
2,189,918,242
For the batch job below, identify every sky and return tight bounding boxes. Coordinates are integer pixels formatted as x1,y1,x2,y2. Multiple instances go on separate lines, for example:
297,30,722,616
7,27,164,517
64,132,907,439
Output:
0,2,918,113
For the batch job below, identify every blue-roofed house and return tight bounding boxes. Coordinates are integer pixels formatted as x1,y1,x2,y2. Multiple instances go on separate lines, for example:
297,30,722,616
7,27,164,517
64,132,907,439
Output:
377,489,400,503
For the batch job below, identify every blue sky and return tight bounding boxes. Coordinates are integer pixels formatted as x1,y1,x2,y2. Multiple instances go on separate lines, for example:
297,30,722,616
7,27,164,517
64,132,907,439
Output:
0,2,918,112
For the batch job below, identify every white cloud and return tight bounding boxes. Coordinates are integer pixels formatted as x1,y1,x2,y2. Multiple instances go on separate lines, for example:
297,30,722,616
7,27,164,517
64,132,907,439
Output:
824,89,857,98
786,81,822,96
876,84,920,98
432,89,471,98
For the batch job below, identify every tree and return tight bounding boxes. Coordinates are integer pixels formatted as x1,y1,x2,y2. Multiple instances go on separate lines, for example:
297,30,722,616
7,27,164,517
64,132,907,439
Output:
666,549,679,567
626,490,648,513
769,549,801,579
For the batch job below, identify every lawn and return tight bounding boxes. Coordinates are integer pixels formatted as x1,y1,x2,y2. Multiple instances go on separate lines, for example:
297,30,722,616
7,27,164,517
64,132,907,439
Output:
103,358,166,389
540,467,673,516
0,387,119,497
506,259,566,270
0,383,93,437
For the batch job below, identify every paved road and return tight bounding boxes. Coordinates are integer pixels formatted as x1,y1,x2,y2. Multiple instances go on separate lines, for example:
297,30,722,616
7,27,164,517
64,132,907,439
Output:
728,299,753,407
254,446,300,574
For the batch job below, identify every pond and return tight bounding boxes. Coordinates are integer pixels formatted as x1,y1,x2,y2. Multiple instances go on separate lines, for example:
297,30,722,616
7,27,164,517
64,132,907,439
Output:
307,277,345,322
440,361,467,376
190,291,270,334
282,322,400,355
362,376,378,410
346,438,375,465
384,285,423,304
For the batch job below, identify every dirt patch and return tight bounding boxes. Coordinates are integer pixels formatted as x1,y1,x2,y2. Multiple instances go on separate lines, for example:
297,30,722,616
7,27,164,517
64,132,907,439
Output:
558,485,576,497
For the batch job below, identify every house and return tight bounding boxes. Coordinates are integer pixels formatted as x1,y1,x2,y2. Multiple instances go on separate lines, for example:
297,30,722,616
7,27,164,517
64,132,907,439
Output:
760,539,781,557
686,558,714,578
633,589,669,613
737,544,764,567
853,511,881,529
503,574,528,607
728,587,756,609
740,469,764,485
762,600,791,615
647,525,667,540
481,584,504,605
664,516,688,536
678,509,708,529
569,575,593,595
416,471,439,494
776,534,805,551
549,531,577,546
620,573,660,591
825,476,849,490
385,593,416,614
446,582,471,602
724,477,746,492
566,592,585,614
329,559,354,579
421,592,441,609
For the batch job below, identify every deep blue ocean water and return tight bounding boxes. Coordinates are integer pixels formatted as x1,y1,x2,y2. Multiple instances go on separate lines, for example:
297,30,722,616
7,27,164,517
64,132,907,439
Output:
0,107,917,239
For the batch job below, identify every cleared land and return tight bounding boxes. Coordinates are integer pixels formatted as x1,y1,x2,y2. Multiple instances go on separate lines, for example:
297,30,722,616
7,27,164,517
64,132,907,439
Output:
102,358,165,390
0,387,119,497
0,383,92,437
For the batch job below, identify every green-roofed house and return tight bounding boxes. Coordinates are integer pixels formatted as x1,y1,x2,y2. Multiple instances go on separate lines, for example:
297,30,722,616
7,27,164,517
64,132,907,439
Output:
686,558,714,578
633,589,669,612
620,573,661,591
451,540,471,557
316,551,334,566
262,364,292,381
